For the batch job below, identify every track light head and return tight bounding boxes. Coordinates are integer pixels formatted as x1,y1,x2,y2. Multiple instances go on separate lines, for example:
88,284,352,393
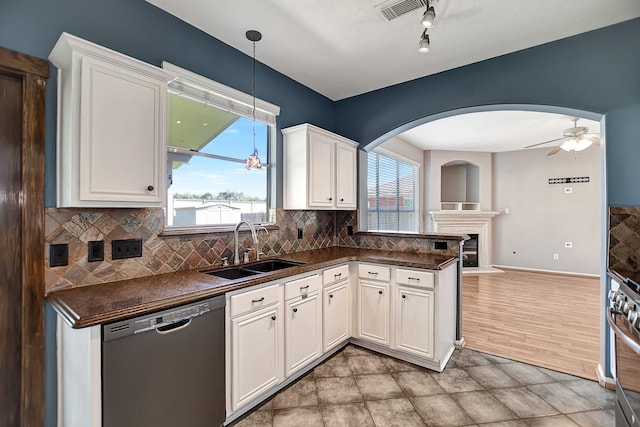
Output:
418,30,430,53
422,5,436,27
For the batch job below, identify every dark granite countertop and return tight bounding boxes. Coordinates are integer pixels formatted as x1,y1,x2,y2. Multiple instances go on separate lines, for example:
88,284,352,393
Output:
47,246,458,329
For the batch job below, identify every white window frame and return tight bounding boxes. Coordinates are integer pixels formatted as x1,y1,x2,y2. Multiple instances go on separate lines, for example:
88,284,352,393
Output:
161,62,280,231
361,146,420,232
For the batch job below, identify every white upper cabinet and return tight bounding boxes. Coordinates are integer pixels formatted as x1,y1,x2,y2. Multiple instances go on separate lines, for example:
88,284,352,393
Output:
282,123,358,210
49,33,171,207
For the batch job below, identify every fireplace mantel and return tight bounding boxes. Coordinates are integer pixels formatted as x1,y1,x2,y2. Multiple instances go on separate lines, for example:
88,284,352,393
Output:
429,210,500,270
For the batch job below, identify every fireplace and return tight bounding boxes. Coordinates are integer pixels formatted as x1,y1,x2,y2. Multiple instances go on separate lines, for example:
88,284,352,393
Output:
429,210,499,271
463,234,479,267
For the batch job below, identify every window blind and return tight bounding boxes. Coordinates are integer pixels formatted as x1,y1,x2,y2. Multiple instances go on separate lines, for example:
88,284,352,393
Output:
367,150,418,232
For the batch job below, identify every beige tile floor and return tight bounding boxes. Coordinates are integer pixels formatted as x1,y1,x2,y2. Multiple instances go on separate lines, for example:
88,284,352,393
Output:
232,345,615,427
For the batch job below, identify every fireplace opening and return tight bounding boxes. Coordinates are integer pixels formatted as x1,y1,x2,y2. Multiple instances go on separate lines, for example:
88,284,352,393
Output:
463,234,479,268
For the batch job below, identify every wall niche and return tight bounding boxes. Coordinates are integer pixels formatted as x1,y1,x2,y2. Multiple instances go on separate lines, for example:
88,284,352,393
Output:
440,161,480,211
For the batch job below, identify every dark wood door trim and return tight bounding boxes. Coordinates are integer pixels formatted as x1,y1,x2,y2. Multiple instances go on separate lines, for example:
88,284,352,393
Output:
0,46,48,427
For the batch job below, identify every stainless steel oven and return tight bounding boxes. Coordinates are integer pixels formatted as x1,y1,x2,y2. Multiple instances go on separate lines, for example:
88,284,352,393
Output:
608,274,640,427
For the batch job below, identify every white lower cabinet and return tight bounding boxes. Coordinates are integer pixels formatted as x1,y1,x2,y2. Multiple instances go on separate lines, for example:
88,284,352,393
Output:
323,280,350,352
228,284,284,413
358,281,390,345
395,286,435,359
230,304,283,411
285,292,322,376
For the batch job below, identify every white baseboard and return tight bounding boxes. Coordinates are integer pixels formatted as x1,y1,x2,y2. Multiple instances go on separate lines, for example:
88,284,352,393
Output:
491,265,599,278
596,363,616,390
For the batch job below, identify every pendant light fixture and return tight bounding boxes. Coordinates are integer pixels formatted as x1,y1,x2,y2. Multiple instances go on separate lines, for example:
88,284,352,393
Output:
245,29,262,170
418,30,430,53
421,1,436,27
418,1,435,53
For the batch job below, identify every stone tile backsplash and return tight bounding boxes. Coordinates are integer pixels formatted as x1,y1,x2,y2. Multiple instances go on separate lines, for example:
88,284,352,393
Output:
45,208,459,293
609,206,640,273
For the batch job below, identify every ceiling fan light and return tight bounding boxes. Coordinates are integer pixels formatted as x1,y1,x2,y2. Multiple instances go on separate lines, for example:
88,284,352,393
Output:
574,137,593,151
560,139,577,152
418,31,430,53
422,6,436,27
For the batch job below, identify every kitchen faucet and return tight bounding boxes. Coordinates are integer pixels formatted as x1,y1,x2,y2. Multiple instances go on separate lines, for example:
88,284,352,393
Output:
234,220,258,265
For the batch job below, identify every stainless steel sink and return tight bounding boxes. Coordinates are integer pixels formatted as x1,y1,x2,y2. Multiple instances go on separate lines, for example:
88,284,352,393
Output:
205,259,303,279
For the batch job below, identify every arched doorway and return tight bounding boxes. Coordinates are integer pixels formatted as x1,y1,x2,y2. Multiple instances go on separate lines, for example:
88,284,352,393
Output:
361,104,608,381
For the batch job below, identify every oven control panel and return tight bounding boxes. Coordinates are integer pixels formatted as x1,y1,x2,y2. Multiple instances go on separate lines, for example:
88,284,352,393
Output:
610,288,640,331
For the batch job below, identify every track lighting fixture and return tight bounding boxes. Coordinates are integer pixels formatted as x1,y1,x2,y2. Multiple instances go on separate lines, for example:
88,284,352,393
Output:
418,30,430,53
422,1,436,27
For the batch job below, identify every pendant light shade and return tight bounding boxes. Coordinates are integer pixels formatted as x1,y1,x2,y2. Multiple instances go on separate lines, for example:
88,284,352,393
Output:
422,5,436,27
246,30,263,170
418,30,430,53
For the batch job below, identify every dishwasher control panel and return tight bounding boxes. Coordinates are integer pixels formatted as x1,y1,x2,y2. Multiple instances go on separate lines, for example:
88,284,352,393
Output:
103,298,221,341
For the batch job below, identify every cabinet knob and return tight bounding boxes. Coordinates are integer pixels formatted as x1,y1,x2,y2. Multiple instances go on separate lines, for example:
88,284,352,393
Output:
293,308,298,313
147,185,154,191
340,198,344,202
402,294,407,299
329,294,334,299
271,315,276,321
328,197,333,201
378,290,383,295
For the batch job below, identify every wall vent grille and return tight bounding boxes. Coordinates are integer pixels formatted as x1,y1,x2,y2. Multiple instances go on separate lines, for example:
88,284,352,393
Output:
379,0,427,21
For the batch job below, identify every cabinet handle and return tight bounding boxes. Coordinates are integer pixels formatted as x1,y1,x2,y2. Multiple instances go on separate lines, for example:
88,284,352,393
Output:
334,273,342,279
147,185,154,191
402,294,407,299
368,271,378,276
300,285,310,290
251,297,265,303
408,277,420,282
329,294,334,299
378,290,383,295
293,308,298,313
271,315,276,321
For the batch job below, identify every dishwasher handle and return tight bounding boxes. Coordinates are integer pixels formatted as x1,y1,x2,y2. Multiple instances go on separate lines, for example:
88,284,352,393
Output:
155,318,192,334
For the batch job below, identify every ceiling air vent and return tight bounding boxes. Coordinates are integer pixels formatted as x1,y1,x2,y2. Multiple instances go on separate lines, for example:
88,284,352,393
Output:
379,0,427,21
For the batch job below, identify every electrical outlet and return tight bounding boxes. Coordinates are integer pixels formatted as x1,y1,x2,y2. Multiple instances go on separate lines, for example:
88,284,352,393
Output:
297,228,303,239
88,240,104,262
565,242,573,248
112,239,143,260
347,225,354,236
553,253,559,260
434,241,447,250
50,243,69,267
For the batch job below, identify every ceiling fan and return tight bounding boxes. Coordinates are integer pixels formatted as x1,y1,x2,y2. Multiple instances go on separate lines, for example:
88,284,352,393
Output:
524,117,600,156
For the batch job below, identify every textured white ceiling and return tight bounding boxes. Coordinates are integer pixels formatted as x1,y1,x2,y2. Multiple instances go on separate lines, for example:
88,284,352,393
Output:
397,111,601,153
147,0,640,100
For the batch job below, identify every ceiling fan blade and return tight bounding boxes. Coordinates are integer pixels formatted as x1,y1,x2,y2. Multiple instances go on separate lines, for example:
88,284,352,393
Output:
546,145,563,156
586,135,601,144
524,137,564,149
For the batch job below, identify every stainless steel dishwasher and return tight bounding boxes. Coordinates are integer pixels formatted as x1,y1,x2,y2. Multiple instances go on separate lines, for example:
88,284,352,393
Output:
102,295,225,427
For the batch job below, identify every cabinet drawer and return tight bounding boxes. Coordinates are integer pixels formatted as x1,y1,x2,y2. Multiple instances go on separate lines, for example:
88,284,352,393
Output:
358,264,390,282
396,269,434,289
285,274,321,300
323,264,349,285
230,284,280,317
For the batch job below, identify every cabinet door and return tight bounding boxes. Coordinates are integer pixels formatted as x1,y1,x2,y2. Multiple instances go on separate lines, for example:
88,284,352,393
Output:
336,142,357,209
231,305,282,411
358,281,389,345
396,287,434,359
307,132,335,208
323,281,350,352
285,293,322,376
78,56,164,205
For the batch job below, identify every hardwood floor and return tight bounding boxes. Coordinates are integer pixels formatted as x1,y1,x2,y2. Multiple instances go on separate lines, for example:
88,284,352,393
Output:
462,269,601,381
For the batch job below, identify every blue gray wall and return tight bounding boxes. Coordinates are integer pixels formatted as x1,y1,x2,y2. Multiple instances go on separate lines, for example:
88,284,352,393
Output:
3,1,640,424
334,18,640,207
